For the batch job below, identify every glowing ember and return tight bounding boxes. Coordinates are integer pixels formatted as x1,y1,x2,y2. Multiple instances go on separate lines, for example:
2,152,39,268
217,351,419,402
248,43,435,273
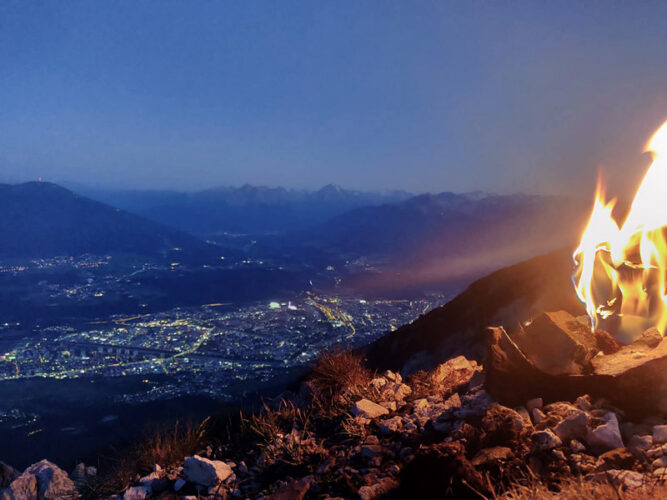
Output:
573,120,667,342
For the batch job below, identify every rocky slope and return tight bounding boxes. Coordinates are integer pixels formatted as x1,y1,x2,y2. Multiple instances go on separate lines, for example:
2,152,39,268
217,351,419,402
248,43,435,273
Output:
363,249,585,373
5,351,667,499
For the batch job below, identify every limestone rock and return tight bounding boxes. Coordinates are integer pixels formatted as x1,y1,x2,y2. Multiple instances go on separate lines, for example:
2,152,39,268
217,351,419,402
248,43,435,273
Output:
379,416,403,436
553,410,589,442
351,399,389,419
531,429,562,451
586,413,623,453
653,425,667,444
123,486,150,500
183,455,232,487
1,460,78,500
627,435,653,457
429,356,480,394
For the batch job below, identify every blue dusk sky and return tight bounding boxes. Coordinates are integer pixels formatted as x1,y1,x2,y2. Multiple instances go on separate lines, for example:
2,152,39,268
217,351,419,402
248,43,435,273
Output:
2,0,667,196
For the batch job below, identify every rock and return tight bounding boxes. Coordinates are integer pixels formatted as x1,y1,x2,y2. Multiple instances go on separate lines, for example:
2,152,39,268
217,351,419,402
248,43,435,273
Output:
652,455,667,470
471,446,513,467
1,460,78,500
513,311,598,375
482,404,528,445
351,399,389,419
70,463,97,490
173,478,186,492
594,329,623,354
628,435,653,457
1,475,38,500
654,467,667,477
138,470,168,494
604,469,645,490
513,406,532,425
0,463,19,489
647,443,667,459
379,401,397,412
369,377,387,390
183,455,232,487
526,398,543,414
575,395,593,412
457,390,493,418
596,448,637,471
123,486,150,500
553,410,589,442
591,334,667,415
393,383,412,400
636,327,663,348
532,408,546,424
379,416,403,436
383,370,401,384
654,425,667,444
360,445,383,460
430,356,480,393
531,429,562,451
586,413,624,453
570,440,586,452
358,477,398,500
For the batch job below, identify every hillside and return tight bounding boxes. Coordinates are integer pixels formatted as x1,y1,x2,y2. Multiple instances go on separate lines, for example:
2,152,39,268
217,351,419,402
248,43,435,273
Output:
0,182,224,260
363,249,585,373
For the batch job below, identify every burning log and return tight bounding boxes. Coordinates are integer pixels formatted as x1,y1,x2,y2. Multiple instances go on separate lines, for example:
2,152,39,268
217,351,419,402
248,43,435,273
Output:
484,311,667,417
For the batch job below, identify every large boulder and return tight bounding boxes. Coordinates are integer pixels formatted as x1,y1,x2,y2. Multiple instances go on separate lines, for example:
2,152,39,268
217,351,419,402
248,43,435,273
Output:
1,460,78,499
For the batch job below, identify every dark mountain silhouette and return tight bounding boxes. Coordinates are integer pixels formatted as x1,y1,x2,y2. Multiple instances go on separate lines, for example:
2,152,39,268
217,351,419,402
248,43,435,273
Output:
72,183,412,236
363,249,585,374
0,182,226,260
258,192,590,294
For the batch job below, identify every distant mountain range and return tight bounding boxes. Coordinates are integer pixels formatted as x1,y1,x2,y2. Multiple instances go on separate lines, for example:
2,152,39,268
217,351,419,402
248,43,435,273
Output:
73,183,413,236
0,182,225,260
0,181,590,299
265,191,590,292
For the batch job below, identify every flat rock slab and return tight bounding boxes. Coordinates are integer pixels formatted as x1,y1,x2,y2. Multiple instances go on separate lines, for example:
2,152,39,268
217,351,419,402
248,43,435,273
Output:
485,318,667,417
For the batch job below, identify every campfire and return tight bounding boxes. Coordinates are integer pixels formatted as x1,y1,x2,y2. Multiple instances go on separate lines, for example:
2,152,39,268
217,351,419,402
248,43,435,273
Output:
485,121,667,417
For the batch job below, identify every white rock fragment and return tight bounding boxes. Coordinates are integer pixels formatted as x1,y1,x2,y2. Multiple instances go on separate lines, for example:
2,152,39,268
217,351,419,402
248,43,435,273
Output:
379,416,403,436
628,435,653,457
586,412,623,452
532,408,546,424
653,425,667,444
123,486,150,500
351,399,389,419
531,429,562,450
1,459,78,500
183,455,232,487
526,398,543,414
553,410,589,442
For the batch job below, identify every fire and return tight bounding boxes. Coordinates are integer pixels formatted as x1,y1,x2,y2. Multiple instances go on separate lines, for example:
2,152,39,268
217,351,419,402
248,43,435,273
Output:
573,120,667,342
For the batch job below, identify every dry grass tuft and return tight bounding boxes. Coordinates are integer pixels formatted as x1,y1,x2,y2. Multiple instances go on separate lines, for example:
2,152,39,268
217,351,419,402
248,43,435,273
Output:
241,399,323,466
307,350,373,416
84,419,208,500
500,477,667,500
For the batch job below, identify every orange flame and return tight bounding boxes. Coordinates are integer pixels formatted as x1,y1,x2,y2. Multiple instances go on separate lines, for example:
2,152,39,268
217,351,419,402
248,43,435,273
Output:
573,120,667,342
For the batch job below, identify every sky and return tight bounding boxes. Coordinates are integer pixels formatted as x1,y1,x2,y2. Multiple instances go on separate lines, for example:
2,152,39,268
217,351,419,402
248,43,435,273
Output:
2,1,667,197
